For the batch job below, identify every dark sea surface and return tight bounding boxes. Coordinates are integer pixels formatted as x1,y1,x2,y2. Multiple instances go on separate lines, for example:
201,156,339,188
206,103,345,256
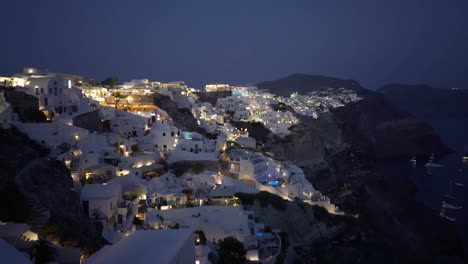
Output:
382,117,468,250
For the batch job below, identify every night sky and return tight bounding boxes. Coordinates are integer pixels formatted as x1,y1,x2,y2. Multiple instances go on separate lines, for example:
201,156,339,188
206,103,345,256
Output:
1,0,467,89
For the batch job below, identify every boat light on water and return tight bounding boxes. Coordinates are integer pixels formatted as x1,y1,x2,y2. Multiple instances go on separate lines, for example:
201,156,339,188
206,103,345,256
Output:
441,201,462,211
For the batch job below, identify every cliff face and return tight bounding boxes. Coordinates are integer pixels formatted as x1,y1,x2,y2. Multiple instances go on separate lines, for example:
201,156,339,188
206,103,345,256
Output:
256,74,465,262
0,127,105,253
259,74,450,159
257,73,370,97
0,127,47,222
73,110,110,133
0,87,46,122
270,113,343,165
331,93,451,158
196,91,232,105
237,192,359,263
15,158,81,244
153,94,211,136
380,84,468,118
358,162,465,262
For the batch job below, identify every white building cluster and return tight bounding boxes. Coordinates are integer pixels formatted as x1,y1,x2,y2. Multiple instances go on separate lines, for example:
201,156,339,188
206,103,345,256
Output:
279,88,363,118
204,83,231,92
1,68,92,120
1,68,350,263
191,102,224,134
215,86,299,136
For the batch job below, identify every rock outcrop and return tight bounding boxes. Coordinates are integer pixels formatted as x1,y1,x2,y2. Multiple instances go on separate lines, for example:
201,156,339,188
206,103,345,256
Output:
331,93,451,158
153,94,212,137
255,74,465,263
258,74,450,159
380,83,468,118
270,113,343,165
15,158,78,233
0,127,46,223
257,73,370,97
73,110,110,133
0,87,46,122
0,127,106,255
237,192,356,263
195,91,232,105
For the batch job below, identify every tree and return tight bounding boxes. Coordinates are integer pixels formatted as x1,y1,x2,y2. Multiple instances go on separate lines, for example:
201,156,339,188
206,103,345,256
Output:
217,236,247,264
32,238,56,264
101,77,119,88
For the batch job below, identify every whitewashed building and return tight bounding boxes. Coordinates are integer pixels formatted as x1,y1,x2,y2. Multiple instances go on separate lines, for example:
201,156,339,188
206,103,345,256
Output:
80,183,122,220
149,121,180,152
84,230,195,264
205,83,231,92
176,132,225,154
24,76,81,117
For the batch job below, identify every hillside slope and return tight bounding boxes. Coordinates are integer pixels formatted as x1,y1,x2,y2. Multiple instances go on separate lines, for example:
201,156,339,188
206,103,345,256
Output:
257,73,370,96
0,127,106,257
256,74,464,263
259,74,450,158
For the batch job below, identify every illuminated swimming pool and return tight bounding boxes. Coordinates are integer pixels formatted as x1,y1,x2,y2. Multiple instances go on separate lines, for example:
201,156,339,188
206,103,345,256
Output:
267,180,279,186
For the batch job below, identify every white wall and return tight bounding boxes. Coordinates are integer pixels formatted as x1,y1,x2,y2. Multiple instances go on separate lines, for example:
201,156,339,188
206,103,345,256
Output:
24,76,80,113
239,160,254,181
150,123,179,151
172,231,195,264
87,198,115,219
19,122,89,149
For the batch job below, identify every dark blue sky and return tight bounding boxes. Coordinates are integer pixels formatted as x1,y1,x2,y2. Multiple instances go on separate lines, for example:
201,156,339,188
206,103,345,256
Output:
1,0,467,89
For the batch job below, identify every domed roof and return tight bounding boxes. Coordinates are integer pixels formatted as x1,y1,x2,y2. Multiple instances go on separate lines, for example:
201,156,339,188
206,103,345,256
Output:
150,121,177,135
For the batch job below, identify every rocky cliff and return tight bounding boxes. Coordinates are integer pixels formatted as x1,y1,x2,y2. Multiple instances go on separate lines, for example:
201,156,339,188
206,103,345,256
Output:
73,110,111,133
0,127,106,256
380,84,468,118
258,74,450,159
236,191,359,263
256,74,465,263
153,93,214,138
331,93,451,158
257,73,371,97
270,113,343,165
195,91,232,105
0,127,47,223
